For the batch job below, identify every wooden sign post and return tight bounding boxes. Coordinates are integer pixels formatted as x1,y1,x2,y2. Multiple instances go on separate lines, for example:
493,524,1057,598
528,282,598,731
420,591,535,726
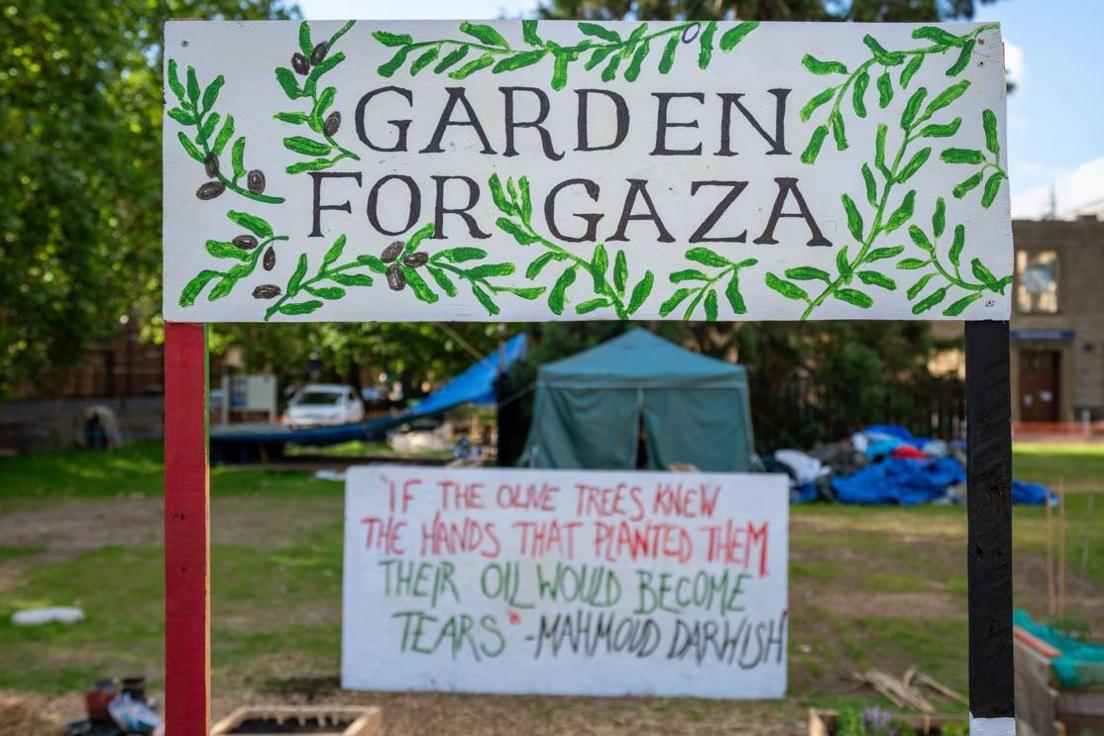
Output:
965,320,1014,730
164,322,210,736
163,17,1015,733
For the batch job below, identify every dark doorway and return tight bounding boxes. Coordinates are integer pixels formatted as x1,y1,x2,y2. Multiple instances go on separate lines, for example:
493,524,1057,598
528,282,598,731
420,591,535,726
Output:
1019,350,1060,422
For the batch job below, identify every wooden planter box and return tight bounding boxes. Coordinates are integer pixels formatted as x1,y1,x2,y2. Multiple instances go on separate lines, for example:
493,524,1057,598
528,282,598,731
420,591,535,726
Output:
808,709,965,735
211,706,382,736
1015,627,1104,736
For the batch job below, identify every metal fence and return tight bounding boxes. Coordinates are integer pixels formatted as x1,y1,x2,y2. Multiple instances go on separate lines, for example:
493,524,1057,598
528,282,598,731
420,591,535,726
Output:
749,373,967,452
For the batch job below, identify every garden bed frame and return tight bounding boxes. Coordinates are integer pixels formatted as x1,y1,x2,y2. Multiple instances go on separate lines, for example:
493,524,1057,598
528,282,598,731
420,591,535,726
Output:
808,708,965,736
210,705,382,736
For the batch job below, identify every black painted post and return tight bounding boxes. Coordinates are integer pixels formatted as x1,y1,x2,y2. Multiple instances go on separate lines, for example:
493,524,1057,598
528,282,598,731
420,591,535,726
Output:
964,320,1015,732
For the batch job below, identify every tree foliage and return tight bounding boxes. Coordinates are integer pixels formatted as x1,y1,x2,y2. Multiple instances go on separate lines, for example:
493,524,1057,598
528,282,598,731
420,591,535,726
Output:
211,322,508,400
0,0,294,399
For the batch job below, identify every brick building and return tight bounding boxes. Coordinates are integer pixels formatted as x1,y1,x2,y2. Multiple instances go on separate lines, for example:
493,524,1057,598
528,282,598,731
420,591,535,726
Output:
0,317,165,451
933,216,1104,423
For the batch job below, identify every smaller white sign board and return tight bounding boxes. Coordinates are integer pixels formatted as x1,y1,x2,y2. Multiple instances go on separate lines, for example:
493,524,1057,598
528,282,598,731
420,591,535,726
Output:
342,466,789,699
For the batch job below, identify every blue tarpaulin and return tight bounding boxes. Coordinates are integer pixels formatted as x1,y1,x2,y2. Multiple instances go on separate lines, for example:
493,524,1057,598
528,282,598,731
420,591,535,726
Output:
831,456,966,505
210,334,526,460
1012,479,1056,506
819,424,1057,506
410,333,526,416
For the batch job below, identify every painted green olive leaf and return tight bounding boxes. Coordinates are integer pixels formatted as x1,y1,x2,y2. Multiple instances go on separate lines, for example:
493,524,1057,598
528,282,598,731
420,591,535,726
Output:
789,24,1008,319
370,19,759,89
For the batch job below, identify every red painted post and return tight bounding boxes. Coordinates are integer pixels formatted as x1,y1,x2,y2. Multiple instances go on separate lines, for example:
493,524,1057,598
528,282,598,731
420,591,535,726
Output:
164,322,210,736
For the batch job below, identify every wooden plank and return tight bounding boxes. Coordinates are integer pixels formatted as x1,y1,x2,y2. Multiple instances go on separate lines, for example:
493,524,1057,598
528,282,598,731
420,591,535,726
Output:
1058,689,1104,717
1013,625,1062,660
1014,638,1059,736
916,672,968,707
211,706,382,736
965,320,1015,721
164,322,210,736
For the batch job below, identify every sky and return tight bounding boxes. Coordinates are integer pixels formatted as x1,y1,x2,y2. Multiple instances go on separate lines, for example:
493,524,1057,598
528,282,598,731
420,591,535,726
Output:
298,0,1104,201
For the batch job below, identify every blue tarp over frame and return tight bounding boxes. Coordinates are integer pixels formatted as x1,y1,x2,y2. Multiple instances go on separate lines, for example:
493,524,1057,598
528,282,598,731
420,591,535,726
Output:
210,333,526,451
520,329,755,472
410,332,526,415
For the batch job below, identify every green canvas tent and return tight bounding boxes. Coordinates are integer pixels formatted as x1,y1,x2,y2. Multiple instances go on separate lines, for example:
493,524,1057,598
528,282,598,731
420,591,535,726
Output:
520,329,756,472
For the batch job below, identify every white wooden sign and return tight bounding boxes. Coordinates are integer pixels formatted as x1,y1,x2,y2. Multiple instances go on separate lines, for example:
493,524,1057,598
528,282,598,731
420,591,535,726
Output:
341,466,789,698
164,20,1010,322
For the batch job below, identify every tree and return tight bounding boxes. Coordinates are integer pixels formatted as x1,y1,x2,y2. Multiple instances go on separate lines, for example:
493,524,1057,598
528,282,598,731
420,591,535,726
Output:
212,322,508,400
0,0,295,400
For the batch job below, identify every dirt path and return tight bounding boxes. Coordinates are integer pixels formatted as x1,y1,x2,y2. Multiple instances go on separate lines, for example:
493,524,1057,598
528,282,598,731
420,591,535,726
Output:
0,495,342,590
0,688,805,736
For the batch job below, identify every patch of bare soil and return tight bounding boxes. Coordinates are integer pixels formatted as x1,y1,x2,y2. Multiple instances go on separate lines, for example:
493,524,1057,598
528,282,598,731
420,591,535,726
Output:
810,591,964,621
0,496,341,591
212,688,806,736
0,692,77,736
790,513,965,543
0,498,162,560
1013,552,1104,639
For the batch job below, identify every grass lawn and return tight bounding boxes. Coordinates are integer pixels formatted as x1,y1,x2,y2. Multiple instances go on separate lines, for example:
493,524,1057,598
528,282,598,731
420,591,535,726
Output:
1013,441,1104,493
0,441,1101,731
0,441,336,503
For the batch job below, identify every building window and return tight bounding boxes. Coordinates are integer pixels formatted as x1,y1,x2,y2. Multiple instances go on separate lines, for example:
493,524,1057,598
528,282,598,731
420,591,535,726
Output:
1016,249,1059,314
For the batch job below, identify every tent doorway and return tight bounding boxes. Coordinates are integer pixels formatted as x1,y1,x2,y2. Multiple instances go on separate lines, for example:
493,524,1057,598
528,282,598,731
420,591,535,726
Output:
521,329,755,472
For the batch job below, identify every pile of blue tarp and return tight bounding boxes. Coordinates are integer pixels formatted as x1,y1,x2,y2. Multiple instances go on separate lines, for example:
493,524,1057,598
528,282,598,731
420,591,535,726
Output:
832,456,965,505
773,424,1057,507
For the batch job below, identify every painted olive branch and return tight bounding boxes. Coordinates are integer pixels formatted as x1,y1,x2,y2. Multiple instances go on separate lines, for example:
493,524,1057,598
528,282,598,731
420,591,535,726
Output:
788,115,920,318
178,211,288,307
942,109,1007,207
776,25,1005,319
372,223,539,315
425,250,544,317
897,196,1012,316
259,232,380,320
373,19,758,90
274,20,362,174
489,173,653,319
798,24,998,160
661,249,758,321
167,60,282,204
262,223,435,319
257,223,537,320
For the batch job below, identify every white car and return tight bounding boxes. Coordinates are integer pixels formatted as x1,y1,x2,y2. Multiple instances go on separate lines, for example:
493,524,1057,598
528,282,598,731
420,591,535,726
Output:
282,384,365,428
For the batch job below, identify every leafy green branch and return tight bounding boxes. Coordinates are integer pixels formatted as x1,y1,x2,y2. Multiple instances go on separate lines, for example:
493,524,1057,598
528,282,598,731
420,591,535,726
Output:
424,248,544,317
897,196,1011,316
941,109,1006,207
273,21,361,174
257,223,538,320
178,211,288,307
259,230,380,321
372,19,758,90
660,248,757,321
489,173,653,319
775,25,1002,320
775,84,960,317
167,60,283,205
798,24,997,161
